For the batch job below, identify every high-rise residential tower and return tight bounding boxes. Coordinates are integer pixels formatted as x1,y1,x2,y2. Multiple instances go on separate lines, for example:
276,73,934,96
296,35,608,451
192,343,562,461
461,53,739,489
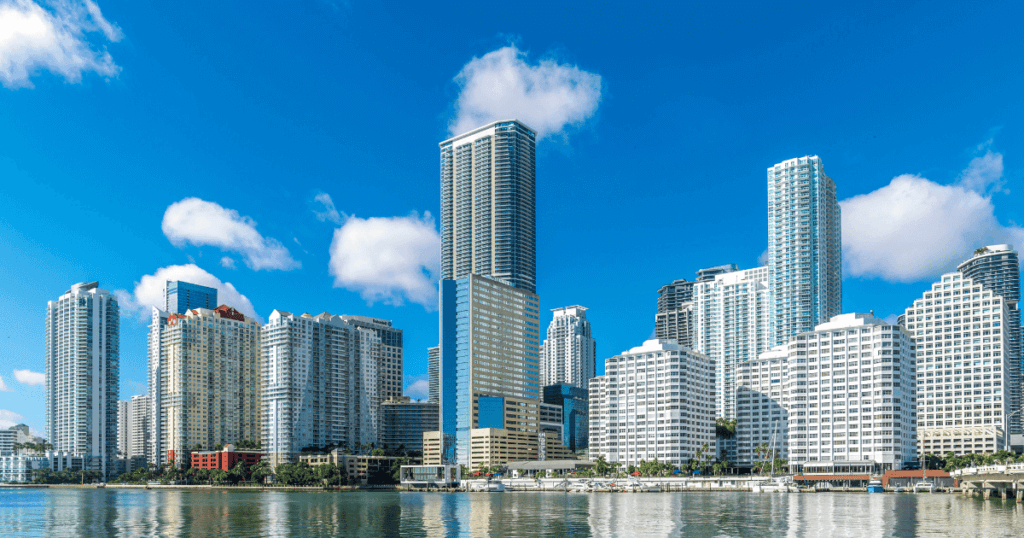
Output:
150,305,261,467
340,316,403,403
692,266,772,419
589,339,716,469
957,244,1022,433
767,156,842,346
436,120,542,466
261,311,381,466
164,281,218,314
118,395,150,469
439,120,537,293
906,272,1016,454
427,346,440,403
655,265,740,349
45,281,120,477
541,306,596,389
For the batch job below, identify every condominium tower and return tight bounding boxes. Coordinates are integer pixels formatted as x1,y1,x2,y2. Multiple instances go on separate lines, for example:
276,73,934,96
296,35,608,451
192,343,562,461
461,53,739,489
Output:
906,272,1015,454
150,305,261,467
655,265,738,349
45,282,119,477
439,120,537,293
340,315,403,403
736,313,917,470
427,346,440,403
541,306,596,389
261,311,381,466
589,339,716,469
117,395,150,463
956,244,1022,432
767,156,842,345
692,266,772,419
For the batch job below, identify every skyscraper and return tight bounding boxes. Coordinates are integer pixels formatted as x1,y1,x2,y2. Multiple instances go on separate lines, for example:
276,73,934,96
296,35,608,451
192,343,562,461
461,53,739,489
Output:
118,395,150,469
541,306,596,389
692,266,772,419
655,265,739,349
439,120,537,293
261,311,381,466
906,272,1015,454
437,120,541,466
767,155,842,346
45,281,119,477
150,305,261,467
957,244,1022,433
427,346,439,403
164,281,218,314
340,315,403,403
439,274,541,464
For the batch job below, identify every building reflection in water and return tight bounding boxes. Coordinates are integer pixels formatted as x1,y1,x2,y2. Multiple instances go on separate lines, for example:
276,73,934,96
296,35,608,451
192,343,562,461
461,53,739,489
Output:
588,493,680,537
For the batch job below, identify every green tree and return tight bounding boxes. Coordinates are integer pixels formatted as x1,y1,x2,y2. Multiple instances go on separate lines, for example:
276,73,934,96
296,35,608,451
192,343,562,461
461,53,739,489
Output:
371,448,385,457
250,460,271,484
594,456,610,477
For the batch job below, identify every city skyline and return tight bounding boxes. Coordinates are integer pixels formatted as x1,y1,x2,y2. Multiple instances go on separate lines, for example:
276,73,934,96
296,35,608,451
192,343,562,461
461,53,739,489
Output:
4,1,1024,439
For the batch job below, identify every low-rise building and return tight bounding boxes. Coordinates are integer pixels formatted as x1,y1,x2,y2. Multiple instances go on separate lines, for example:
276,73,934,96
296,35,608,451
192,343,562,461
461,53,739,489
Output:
0,454,51,483
189,444,263,472
299,451,409,484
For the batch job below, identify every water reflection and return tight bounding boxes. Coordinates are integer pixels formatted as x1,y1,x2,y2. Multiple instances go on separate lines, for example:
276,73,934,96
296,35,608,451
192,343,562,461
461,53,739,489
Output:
4,488,1024,537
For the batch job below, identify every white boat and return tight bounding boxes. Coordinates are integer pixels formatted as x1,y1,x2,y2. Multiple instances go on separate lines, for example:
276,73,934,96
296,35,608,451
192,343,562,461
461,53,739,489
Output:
754,476,800,493
569,481,592,493
912,481,935,493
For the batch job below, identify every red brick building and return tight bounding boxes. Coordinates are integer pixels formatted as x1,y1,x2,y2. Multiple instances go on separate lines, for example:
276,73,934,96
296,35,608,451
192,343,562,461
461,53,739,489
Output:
179,444,263,471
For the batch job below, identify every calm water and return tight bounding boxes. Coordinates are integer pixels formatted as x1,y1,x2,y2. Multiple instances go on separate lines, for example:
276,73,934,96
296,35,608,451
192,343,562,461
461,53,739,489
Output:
2,488,1023,537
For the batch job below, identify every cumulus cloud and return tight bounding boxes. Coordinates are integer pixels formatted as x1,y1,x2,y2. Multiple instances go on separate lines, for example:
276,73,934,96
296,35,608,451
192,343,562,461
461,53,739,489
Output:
13,369,44,386
0,0,122,89
162,197,300,271
115,263,260,321
406,379,429,401
449,45,602,140
841,149,1024,282
328,212,440,308
312,192,344,225
220,256,236,269
0,409,22,428
0,376,11,392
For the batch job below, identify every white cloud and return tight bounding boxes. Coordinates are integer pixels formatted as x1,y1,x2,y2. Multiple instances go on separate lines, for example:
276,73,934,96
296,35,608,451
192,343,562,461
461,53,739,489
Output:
406,379,429,401
115,263,260,321
841,150,1024,283
449,45,602,140
328,212,440,308
220,256,236,269
162,197,300,271
313,192,344,225
13,369,44,386
0,0,122,89
0,409,23,428
0,376,11,392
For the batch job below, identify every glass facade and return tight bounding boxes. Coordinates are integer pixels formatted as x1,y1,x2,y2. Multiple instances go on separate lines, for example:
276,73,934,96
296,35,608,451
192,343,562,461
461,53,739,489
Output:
543,383,589,451
767,156,842,346
164,280,217,314
477,397,505,429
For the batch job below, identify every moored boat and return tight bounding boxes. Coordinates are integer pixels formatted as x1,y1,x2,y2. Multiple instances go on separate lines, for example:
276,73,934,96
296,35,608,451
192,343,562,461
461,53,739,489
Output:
867,479,884,493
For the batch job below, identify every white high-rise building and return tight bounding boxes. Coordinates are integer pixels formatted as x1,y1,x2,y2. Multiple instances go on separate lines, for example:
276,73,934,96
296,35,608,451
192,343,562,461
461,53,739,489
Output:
767,156,842,346
906,272,1014,455
45,281,119,477
693,266,772,419
440,120,537,294
149,305,262,467
428,346,440,403
118,395,151,467
736,314,917,471
262,310,381,466
588,339,715,469
541,306,596,389
117,401,130,458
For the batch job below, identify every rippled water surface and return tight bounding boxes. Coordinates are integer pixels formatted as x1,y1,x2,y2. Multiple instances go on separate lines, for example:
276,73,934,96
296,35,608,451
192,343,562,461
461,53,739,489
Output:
2,488,1023,537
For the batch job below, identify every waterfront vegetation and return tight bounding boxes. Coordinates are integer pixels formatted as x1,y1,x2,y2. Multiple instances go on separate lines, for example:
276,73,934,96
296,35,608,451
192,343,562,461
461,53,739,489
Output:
11,442,53,453
924,450,1024,472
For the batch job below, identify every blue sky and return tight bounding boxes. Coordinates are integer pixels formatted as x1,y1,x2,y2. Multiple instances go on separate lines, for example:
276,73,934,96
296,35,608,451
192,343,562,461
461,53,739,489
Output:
2,0,1024,434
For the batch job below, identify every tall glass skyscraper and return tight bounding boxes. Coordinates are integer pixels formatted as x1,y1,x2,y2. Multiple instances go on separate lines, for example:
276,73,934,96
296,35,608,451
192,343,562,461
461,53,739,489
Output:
437,120,542,466
164,280,217,314
767,156,842,345
45,281,120,477
439,120,537,293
